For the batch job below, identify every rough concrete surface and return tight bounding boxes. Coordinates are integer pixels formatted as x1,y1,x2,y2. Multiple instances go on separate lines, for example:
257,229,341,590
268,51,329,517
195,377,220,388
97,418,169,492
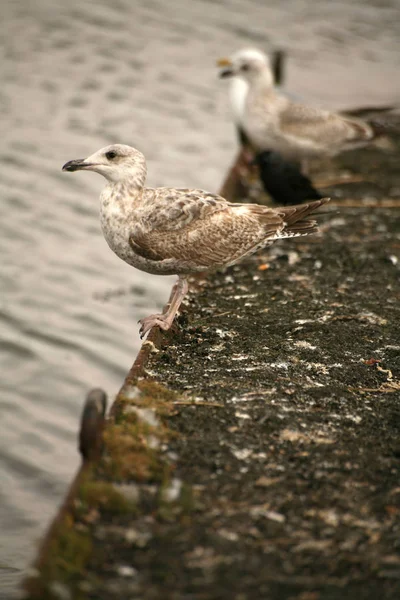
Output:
23,122,400,600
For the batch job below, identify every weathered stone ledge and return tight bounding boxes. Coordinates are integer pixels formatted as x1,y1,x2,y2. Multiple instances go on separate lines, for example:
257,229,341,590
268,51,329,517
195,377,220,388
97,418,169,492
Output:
23,122,400,600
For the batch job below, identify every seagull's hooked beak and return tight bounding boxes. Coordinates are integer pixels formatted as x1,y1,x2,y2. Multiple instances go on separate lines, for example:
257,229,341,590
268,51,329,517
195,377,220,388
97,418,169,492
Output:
217,57,234,78
62,158,94,172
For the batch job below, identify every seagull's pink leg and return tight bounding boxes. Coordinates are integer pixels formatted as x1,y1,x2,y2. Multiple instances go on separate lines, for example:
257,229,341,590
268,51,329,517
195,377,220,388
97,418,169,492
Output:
138,277,189,338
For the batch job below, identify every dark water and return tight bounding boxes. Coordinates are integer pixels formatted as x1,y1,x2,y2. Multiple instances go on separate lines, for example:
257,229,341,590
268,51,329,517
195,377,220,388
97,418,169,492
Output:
0,0,399,596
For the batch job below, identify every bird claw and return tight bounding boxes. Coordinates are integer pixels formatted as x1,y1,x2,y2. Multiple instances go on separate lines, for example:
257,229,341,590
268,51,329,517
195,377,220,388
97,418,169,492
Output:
138,314,171,339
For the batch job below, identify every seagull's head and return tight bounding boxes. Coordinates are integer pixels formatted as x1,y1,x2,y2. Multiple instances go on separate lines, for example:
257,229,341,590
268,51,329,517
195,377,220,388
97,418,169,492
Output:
62,144,147,185
217,48,272,85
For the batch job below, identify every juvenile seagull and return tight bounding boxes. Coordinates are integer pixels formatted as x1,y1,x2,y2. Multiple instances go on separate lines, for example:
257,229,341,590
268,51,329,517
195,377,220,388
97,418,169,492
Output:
218,48,375,163
62,144,329,337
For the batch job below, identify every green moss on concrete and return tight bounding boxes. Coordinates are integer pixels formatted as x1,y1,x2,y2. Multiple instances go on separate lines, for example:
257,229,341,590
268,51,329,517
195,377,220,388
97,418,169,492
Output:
102,419,168,481
26,466,139,599
28,513,92,600
156,480,195,522
78,480,136,516
118,379,180,415
101,380,179,481
47,525,92,579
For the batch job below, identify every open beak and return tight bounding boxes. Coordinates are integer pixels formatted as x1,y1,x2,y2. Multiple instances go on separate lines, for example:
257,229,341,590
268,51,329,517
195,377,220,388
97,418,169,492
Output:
62,158,93,172
217,57,234,78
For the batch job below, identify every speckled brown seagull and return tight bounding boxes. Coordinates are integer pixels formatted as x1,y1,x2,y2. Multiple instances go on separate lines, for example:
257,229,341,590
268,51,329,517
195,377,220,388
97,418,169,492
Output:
62,144,329,338
218,48,375,164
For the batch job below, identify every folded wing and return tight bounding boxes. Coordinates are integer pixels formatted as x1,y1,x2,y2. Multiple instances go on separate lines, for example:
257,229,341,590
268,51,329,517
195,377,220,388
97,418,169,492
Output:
130,189,328,269
279,102,373,151
130,191,279,267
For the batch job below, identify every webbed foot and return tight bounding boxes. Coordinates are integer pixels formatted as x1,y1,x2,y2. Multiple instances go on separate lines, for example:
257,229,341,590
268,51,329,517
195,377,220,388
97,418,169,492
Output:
138,314,173,338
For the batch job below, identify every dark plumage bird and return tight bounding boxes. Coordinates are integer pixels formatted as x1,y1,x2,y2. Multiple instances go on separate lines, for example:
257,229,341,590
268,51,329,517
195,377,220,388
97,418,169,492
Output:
254,151,322,205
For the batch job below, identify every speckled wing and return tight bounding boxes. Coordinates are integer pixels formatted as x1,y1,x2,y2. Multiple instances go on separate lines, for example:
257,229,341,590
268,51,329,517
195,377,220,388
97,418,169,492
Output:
129,188,284,269
279,102,373,149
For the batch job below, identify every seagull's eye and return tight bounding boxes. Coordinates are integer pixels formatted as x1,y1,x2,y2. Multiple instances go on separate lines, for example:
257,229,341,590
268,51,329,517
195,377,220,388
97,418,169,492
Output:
105,151,117,160
241,64,250,72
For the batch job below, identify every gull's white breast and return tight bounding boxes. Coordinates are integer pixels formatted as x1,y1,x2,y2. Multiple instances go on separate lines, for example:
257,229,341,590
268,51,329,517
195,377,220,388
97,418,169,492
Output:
100,190,134,264
99,187,177,276
229,77,249,125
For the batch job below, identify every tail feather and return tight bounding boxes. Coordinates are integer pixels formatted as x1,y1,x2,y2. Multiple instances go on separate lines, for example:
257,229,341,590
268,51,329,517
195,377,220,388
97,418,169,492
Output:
343,106,400,136
284,219,319,237
345,118,374,142
279,198,329,223
278,198,330,238
367,118,400,136
344,105,397,118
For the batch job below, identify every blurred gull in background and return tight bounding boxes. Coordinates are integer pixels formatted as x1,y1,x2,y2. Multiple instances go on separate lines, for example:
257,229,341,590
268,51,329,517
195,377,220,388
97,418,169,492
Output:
218,48,376,168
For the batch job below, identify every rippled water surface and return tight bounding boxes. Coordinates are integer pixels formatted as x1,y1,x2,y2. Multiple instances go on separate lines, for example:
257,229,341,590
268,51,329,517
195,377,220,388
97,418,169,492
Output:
1,0,399,596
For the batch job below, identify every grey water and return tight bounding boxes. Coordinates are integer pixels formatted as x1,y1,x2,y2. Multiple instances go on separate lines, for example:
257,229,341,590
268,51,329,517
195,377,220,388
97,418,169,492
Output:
0,0,399,596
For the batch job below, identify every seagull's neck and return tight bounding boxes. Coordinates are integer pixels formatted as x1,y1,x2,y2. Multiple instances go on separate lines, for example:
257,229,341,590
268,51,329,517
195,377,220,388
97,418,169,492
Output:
105,160,147,188
114,174,145,192
101,175,146,216
110,166,147,196
249,69,275,94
